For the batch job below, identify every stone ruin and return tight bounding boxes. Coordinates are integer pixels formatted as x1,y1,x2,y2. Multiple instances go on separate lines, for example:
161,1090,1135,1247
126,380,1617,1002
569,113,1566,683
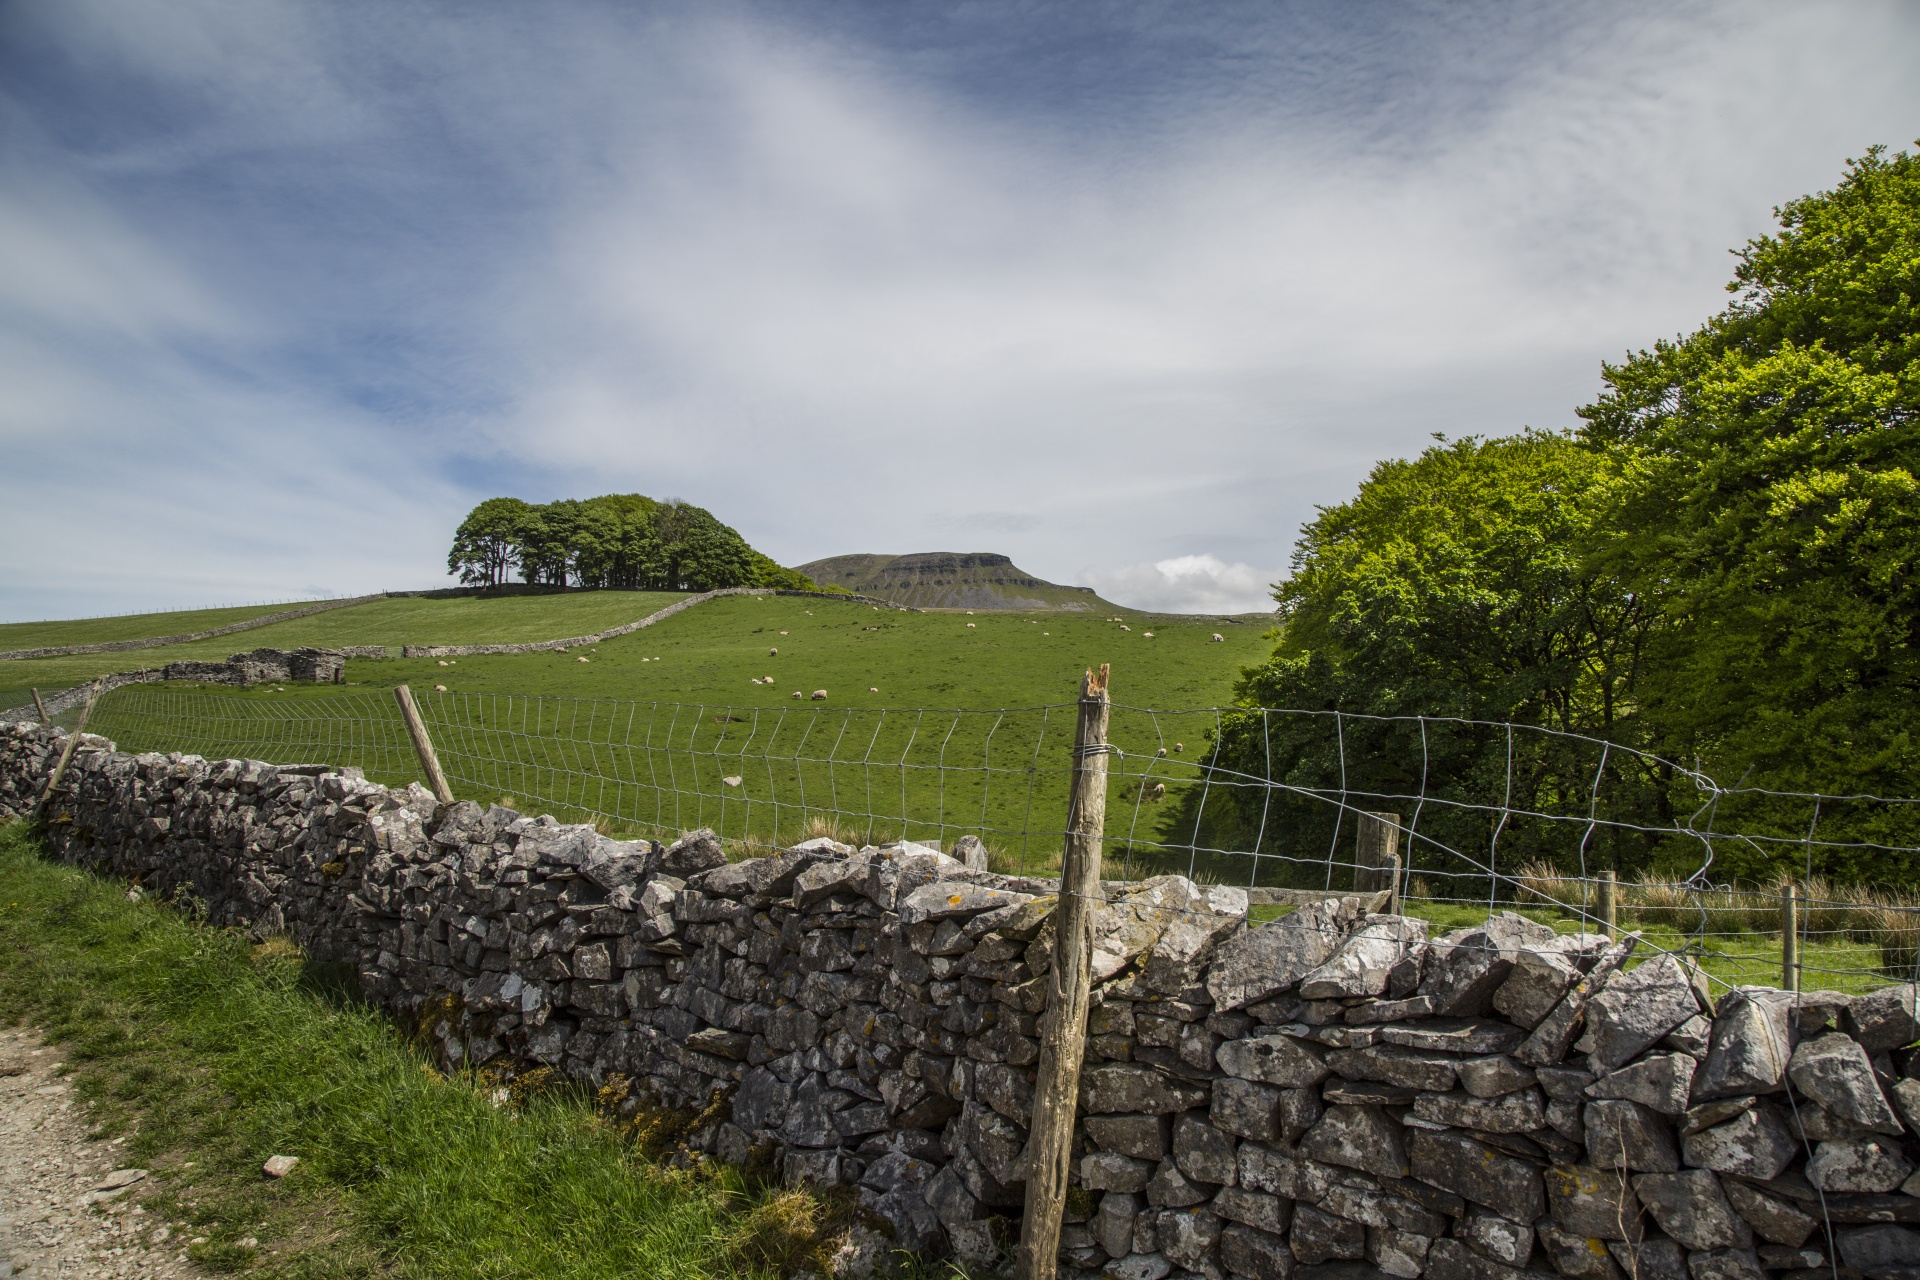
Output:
1,717,1917,1280
162,646,350,686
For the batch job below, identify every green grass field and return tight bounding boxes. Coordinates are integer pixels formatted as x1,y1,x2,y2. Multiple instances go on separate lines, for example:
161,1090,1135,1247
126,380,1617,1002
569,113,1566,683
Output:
0,601,326,652
0,819,897,1280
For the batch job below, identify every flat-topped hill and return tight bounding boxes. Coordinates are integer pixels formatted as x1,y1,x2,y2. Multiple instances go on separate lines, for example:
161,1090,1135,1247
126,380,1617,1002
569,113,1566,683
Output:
796,551,1120,612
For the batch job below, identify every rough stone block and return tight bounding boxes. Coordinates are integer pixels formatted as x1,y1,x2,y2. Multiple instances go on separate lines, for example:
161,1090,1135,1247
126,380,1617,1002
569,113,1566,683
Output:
1083,1151,1155,1194
1106,1253,1174,1280
1631,1170,1742,1250
1411,1088,1545,1134
1807,1138,1915,1193
1787,1033,1904,1135
1173,1111,1239,1186
1221,1222,1294,1280
1492,945,1582,1030
1213,1077,1286,1143
1586,1052,1695,1116
1683,1246,1764,1280
1462,1206,1535,1267
1158,1207,1223,1269
1678,1104,1796,1180
1207,898,1363,1011
1087,1112,1173,1161
1606,1238,1688,1280
1584,1099,1679,1172
1837,1224,1920,1274
1457,1055,1536,1098
1099,1191,1144,1258
1408,1130,1545,1223
1326,1044,1458,1093
1218,1035,1331,1088
1718,1178,1816,1247
1692,990,1793,1101
1290,1205,1365,1265
1535,1223,1626,1280
1145,1159,1211,1208
1841,983,1920,1054
1083,1063,1210,1114
1298,1105,1408,1179
1579,954,1700,1073
1212,1186,1293,1236
1237,1143,1332,1202
1367,1223,1432,1278
1299,915,1428,1000
1418,913,1558,1017
1544,1164,1642,1241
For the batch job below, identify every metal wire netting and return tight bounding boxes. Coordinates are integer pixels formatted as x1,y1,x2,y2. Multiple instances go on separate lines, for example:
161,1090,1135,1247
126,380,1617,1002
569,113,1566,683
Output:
65,683,1920,994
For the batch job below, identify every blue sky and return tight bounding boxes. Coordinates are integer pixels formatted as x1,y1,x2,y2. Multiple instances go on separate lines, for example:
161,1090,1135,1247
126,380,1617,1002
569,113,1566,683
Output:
3,1,1917,619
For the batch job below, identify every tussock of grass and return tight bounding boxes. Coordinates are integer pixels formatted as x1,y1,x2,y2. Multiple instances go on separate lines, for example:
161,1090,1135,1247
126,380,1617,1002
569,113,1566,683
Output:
0,818,844,1279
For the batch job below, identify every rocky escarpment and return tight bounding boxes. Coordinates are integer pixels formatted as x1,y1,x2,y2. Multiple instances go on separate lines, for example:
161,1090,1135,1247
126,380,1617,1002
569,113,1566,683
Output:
2,719,1918,1280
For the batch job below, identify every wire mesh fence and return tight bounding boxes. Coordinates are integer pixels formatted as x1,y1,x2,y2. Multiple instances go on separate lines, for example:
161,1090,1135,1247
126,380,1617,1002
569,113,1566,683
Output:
60,681,1920,995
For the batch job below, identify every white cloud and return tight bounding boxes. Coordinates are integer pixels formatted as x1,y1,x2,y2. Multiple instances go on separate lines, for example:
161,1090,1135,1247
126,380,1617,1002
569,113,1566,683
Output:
1084,555,1281,616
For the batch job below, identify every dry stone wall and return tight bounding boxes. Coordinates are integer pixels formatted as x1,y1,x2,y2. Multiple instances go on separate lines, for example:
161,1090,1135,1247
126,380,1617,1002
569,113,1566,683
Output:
2,719,1919,1280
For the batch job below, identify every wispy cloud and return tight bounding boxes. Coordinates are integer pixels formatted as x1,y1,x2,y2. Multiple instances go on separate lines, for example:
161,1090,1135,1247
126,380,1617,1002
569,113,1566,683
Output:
2,0,1917,619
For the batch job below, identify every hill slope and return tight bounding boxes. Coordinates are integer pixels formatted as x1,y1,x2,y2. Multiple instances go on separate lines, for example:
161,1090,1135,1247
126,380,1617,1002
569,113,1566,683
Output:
797,551,1119,612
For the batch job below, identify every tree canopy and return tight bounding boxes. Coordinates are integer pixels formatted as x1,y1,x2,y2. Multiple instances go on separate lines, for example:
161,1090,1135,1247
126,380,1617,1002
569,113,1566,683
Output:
1177,144,1920,886
446,494,817,594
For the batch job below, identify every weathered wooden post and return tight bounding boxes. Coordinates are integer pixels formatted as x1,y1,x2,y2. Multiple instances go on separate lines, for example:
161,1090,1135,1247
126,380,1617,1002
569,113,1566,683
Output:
1017,664,1111,1280
1354,811,1401,895
1598,870,1617,940
30,688,49,724
1782,883,1801,993
393,684,455,805
32,681,100,822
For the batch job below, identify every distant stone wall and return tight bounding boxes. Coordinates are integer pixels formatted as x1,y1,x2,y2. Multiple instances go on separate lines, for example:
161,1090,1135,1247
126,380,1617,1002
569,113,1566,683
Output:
2,719,1918,1279
0,595,388,662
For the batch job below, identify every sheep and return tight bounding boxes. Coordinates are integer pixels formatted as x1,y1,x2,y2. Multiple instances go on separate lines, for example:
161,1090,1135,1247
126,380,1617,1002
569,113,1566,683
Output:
1119,625,1130,631
434,684,448,692
1151,782,1166,800
812,689,828,700
769,647,778,656
577,656,590,663
1142,631,1154,638
722,775,743,787
967,623,976,629
1212,633,1225,642
1156,747,1168,758
792,691,803,699
869,687,879,692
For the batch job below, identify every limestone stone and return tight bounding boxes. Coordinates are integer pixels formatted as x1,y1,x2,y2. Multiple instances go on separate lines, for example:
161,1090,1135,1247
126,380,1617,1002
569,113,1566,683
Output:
1083,1064,1211,1114
1663,1014,1712,1057
1534,1223,1627,1280
1098,1191,1144,1258
1492,945,1582,1030
1584,1099,1680,1172
1463,1206,1536,1267
658,827,727,876
1841,983,1920,1054
1106,1253,1175,1280
1719,1179,1817,1248
1585,1052,1695,1116
1146,1160,1211,1209
1787,1033,1904,1135
1837,1224,1920,1274
1605,1239,1687,1280
1237,1143,1333,1202
1536,1065,1597,1101
1806,1138,1915,1193
1325,1045,1458,1093
959,1102,1027,1187
1514,938,1637,1069
1367,1223,1433,1278
1408,1130,1545,1223
1088,1113,1173,1161
1891,1077,1920,1133
1376,1019,1524,1056
1212,1187,1293,1236
1544,1164,1643,1241
1298,915,1428,1000
1424,1236,1537,1280
1679,1104,1796,1180
1174,1112,1238,1186
1683,1247,1764,1280
1298,1105,1409,1179
1212,1077,1285,1143
1290,1205,1365,1265
1207,898,1364,1011
1457,1056,1536,1099
1086,1152,1157,1193
1141,898,1248,995
1158,1208,1224,1269
1411,1088,1545,1134
1631,1170,1742,1250
1277,1087,1326,1145
1220,1223,1295,1280
1578,955,1701,1074
1418,913,1559,1018
1217,1035,1331,1088
1691,990,1793,1101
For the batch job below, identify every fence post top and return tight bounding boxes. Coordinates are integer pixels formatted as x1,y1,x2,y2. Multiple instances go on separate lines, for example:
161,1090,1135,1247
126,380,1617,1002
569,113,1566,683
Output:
1081,664,1110,700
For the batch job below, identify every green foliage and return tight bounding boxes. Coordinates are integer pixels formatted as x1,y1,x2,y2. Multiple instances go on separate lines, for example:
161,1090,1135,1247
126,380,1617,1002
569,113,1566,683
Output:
445,493,807,594
1184,144,1920,886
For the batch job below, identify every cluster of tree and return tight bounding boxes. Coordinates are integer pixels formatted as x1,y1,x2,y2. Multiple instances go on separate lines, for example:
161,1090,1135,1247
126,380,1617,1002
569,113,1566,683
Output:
447,494,828,594
1172,145,1920,885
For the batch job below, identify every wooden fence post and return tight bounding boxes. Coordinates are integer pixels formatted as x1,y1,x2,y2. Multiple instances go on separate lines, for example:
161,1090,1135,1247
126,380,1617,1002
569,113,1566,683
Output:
32,681,100,822
1598,870,1617,940
1782,883,1800,993
31,688,49,724
393,684,455,805
1017,664,1112,1280
1354,812,1401,896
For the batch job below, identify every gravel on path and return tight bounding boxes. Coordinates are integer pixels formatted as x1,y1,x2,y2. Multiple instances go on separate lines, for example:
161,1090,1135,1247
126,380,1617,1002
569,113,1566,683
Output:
0,1027,198,1279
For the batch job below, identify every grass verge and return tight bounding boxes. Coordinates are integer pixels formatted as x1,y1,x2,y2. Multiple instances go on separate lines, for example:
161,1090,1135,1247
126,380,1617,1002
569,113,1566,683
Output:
0,819,916,1280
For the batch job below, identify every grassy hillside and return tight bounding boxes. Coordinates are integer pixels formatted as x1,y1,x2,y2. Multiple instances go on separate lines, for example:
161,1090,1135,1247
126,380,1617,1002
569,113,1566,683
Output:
797,551,1124,612
0,591,691,705
0,601,325,651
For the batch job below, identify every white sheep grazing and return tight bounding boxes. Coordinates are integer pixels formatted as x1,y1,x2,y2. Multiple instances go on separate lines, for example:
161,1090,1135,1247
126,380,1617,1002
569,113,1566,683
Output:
1151,782,1166,800
1143,631,1154,638
792,691,803,699
869,687,879,693
1212,633,1225,642
434,684,448,692
811,689,828,700
769,647,778,656
577,656,590,663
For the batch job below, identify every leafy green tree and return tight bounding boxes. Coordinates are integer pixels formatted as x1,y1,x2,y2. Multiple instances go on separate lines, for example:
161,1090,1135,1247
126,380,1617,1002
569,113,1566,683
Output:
446,497,534,587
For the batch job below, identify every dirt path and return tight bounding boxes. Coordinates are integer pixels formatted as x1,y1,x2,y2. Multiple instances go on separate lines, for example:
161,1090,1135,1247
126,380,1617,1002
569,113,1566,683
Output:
0,1027,196,1279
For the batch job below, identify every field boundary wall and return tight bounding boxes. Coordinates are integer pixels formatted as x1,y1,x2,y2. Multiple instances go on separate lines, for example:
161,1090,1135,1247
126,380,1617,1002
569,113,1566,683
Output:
0,594,389,662
3,719,1918,1277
